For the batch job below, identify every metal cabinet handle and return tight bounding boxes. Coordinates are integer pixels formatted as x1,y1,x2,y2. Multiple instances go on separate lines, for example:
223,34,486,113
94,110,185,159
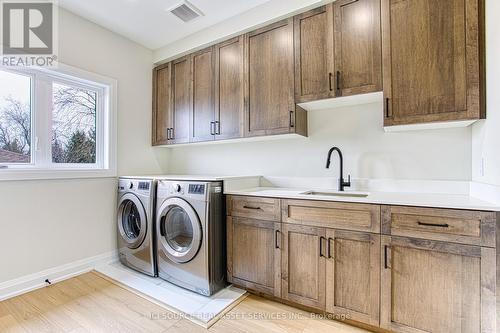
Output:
170,128,175,140
243,205,261,210
215,121,221,135
336,71,341,96
289,110,295,128
385,98,391,118
327,237,334,259
319,237,326,257
384,245,391,269
210,121,215,135
275,230,280,249
417,221,450,228
167,128,173,140
329,72,333,91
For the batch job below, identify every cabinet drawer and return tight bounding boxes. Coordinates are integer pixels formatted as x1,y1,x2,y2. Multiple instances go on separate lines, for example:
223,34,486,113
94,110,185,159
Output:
227,196,281,221
381,206,496,247
282,199,380,233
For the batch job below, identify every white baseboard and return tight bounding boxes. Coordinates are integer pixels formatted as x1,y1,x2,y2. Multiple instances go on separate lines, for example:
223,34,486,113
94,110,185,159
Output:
0,250,118,301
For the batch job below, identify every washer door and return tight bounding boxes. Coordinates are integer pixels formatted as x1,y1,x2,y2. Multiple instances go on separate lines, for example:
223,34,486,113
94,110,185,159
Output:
157,198,202,263
118,193,147,249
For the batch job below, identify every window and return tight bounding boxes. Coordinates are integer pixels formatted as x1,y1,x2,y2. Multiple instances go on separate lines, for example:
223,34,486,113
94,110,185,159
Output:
0,64,116,180
52,82,97,164
0,70,32,164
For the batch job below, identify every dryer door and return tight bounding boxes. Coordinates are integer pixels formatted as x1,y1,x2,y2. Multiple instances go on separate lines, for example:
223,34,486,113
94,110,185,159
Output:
157,198,202,263
118,193,147,249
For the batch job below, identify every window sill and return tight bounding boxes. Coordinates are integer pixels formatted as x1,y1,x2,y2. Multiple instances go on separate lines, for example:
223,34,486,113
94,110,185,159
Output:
0,168,117,181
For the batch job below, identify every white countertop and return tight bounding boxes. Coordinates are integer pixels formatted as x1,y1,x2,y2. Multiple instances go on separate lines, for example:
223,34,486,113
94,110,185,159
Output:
119,175,257,182
224,186,500,211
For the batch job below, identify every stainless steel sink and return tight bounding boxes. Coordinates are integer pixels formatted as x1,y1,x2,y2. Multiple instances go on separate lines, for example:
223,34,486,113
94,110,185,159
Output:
300,190,370,198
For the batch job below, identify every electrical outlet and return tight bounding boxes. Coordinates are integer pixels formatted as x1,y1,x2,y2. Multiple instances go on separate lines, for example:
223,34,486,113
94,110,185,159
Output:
480,157,486,177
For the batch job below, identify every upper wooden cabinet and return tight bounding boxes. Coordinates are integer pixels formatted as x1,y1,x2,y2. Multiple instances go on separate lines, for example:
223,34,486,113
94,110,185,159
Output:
152,63,172,146
294,5,335,103
294,0,382,103
246,19,301,137
171,56,192,144
214,36,246,140
191,47,216,143
382,0,485,126
334,0,382,97
153,0,486,143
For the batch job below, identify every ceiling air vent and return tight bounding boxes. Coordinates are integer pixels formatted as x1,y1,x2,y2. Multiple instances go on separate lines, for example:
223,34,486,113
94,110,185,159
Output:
169,1,204,22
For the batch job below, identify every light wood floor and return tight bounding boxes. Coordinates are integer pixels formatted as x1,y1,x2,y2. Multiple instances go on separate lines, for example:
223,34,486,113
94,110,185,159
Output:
0,272,371,333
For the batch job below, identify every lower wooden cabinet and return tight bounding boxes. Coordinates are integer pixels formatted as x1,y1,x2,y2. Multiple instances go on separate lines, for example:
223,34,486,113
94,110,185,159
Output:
226,217,281,297
226,196,498,332
381,236,496,333
326,230,380,326
281,224,381,320
282,223,326,310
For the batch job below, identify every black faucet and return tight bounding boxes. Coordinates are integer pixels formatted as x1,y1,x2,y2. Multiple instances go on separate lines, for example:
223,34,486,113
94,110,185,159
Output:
326,147,351,192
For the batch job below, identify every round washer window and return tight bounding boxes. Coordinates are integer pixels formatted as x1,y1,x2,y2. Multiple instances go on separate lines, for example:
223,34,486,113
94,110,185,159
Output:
122,200,142,240
163,206,194,253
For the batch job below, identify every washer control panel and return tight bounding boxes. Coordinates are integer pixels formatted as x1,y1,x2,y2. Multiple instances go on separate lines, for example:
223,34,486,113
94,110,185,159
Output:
118,179,153,194
188,184,205,194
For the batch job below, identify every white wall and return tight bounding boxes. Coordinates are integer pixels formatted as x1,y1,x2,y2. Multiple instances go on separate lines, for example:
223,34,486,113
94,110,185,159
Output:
167,102,471,181
471,0,500,187
0,9,167,283
153,0,325,63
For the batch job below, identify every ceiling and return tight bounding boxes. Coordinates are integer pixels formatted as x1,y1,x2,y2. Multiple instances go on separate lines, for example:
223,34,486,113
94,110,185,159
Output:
58,0,273,50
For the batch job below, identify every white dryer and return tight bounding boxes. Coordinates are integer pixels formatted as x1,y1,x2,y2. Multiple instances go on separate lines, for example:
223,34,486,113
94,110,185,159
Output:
117,177,156,276
156,180,225,296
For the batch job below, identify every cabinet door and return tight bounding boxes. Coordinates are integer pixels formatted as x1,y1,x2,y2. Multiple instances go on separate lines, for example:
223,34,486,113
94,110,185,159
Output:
325,230,380,326
382,0,484,126
226,217,281,297
171,56,192,144
334,0,382,97
246,19,295,137
214,36,245,140
191,47,215,143
294,5,335,103
152,63,172,145
381,236,496,333
282,223,326,310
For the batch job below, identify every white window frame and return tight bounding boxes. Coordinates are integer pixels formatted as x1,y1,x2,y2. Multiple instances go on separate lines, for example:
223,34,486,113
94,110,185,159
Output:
0,63,117,180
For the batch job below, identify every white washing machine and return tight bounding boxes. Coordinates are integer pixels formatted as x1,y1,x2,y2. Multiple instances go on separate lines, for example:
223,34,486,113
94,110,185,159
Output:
156,180,225,296
117,177,157,276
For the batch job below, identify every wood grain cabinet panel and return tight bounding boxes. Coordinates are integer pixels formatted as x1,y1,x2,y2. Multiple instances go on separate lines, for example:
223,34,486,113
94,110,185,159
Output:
191,47,215,143
294,5,335,103
325,230,380,326
152,63,172,145
246,19,297,137
171,56,192,144
334,0,382,97
228,196,281,222
214,36,246,140
382,0,485,126
381,236,496,333
381,206,496,247
226,217,281,297
282,223,326,310
282,199,380,233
